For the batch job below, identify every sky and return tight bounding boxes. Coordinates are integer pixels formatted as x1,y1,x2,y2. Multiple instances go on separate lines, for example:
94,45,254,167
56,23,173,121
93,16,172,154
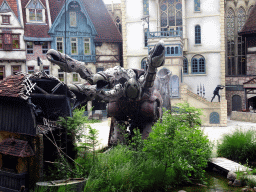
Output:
103,0,121,4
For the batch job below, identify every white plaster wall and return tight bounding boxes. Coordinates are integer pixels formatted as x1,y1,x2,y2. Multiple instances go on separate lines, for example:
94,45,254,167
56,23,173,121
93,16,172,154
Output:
186,17,221,52
183,53,221,100
186,0,220,17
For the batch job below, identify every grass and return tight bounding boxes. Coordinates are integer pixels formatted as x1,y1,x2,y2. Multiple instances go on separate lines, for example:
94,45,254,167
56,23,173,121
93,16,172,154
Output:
217,128,256,164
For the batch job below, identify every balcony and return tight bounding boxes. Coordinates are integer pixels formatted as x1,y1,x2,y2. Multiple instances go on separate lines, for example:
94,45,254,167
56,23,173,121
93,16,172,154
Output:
148,28,182,39
147,28,183,57
0,170,27,192
71,55,96,63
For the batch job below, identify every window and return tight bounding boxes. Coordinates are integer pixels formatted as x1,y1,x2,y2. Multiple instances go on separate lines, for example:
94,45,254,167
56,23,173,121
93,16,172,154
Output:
144,29,148,47
2,155,18,173
141,57,147,70
195,25,201,44
160,0,182,31
12,65,21,75
27,42,33,54
42,42,48,54
0,34,20,50
2,15,10,24
210,112,220,124
194,0,200,12
71,37,77,55
57,37,64,53
96,67,104,73
0,35,2,49
183,57,188,74
226,7,246,76
58,69,64,82
12,35,19,49
70,12,77,27
27,66,34,74
171,75,179,97
26,0,45,23
116,17,122,33
143,0,149,16
191,55,205,74
84,38,90,55
43,66,50,74
72,73,79,82
0,66,5,80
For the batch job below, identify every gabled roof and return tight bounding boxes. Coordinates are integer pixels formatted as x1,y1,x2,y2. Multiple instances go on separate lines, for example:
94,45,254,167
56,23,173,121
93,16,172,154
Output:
0,0,19,19
81,0,122,43
21,0,51,40
0,138,35,157
239,4,256,35
48,0,122,43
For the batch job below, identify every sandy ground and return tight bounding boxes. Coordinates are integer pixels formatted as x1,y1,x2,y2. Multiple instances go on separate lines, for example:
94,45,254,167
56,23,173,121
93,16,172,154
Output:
86,117,256,153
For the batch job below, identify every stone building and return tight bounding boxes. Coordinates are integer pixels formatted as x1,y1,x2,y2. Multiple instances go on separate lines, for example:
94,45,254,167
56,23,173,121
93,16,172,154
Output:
106,2,122,33
0,0,26,78
120,0,227,126
225,0,256,115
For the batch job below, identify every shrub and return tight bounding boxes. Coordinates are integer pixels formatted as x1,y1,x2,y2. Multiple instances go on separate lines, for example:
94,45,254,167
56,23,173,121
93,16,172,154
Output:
82,103,212,191
217,129,256,163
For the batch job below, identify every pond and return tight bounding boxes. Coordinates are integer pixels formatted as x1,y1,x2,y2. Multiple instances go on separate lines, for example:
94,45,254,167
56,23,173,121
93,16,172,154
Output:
173,171,244,192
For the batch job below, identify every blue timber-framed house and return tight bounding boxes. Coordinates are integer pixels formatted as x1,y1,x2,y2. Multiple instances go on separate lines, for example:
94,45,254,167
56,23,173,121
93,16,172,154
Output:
48,0,122,83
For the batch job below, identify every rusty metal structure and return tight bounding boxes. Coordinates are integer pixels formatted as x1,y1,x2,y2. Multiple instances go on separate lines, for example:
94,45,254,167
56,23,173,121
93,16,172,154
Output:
46,41,166,145
0,71,76,192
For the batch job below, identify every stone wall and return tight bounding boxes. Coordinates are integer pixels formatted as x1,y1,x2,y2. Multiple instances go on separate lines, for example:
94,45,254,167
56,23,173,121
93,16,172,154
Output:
225,76,256,115
247,54,256,75
172,84,227,126
95,42,121,70
230,111,256,123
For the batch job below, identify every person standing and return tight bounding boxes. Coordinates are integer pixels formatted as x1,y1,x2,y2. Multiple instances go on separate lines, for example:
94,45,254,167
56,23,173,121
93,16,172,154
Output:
211,85,224,102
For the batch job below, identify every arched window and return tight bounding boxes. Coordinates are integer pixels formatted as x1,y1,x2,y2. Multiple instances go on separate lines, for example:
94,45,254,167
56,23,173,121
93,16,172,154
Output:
210,112,220,124
191,55,205,74
194,0,200,12
141,57,147,70
167,47,170,54
238,7,246,32
170,75,179,97
248,5,254,16
226,7,246,76
115,17,122,33
144,29,148,47
175,46,178,54
183,57,188,74
171,47,174,54
195,25,201,44
160,0,182,31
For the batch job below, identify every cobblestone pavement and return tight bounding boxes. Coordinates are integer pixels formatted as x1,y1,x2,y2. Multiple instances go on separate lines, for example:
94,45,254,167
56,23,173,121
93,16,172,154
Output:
88,117,256,152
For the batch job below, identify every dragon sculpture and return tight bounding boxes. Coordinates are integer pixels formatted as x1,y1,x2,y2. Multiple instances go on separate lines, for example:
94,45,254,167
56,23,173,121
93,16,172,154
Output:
46,41,166,145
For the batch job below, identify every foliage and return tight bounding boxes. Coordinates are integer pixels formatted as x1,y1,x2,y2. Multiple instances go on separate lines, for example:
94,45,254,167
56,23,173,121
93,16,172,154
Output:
81,102,212,191
58,106,100,143
217,129,256,163
173,102,203,128
43,106,100,181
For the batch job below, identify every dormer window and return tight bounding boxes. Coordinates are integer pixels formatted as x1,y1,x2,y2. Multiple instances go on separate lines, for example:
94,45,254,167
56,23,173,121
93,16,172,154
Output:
70,12,76,27
2,15,10,25
26,0,45,23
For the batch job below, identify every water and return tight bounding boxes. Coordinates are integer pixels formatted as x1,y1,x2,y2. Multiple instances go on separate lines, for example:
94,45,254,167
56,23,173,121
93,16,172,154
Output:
173,171,244,192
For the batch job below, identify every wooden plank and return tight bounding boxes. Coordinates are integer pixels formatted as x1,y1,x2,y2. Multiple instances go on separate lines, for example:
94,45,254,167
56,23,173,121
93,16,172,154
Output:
209,157,252,173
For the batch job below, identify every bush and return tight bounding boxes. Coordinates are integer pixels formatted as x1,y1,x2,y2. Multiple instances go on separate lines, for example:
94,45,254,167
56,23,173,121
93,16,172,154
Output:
81,103,212,191
217,129,256,163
